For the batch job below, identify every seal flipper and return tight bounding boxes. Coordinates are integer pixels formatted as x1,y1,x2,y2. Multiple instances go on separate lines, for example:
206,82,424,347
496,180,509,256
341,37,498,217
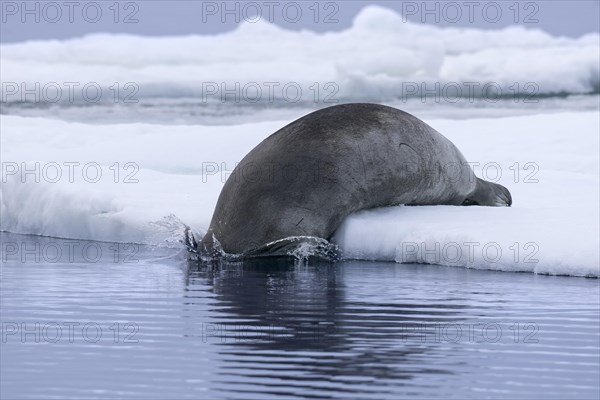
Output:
241,236,340,261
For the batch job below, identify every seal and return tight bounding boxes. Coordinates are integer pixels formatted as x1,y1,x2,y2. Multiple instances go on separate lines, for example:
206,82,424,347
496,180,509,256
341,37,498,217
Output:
199,103,511,256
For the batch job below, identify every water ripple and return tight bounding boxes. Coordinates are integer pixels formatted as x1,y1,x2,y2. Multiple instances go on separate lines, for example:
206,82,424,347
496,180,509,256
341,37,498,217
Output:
1,234,598,399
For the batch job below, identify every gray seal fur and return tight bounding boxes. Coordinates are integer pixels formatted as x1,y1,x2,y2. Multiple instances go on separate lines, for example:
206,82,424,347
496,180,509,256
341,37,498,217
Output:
200,103,511,256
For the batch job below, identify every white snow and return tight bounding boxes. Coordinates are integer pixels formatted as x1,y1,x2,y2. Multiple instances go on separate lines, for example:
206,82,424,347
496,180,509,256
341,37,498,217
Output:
1,5,598,276
1,6,598,100
1,110,598,277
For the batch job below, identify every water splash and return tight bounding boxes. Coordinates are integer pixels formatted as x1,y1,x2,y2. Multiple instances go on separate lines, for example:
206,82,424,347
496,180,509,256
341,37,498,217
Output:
186,235,340,263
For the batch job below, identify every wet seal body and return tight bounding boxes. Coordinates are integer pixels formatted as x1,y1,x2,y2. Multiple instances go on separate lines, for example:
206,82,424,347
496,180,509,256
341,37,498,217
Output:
199,103,511,257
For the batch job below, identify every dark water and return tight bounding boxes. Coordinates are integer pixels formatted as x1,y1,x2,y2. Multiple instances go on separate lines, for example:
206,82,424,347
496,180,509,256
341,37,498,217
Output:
2,95,599,126
1,233,599,399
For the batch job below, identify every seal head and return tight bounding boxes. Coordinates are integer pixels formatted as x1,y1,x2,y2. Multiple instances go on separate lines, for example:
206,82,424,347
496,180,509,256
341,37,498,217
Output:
462,178,512,206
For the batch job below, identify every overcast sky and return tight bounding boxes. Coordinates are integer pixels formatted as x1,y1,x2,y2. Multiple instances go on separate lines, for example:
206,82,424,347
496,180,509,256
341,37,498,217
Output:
1,0,599,43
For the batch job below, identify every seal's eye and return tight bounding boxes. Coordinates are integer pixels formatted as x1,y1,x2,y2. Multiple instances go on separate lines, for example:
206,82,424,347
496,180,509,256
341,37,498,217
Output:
461,198,479,206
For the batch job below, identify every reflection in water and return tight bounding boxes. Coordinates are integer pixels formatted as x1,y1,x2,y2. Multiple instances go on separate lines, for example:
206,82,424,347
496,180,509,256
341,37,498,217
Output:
186,258,468,397
1,233,598,399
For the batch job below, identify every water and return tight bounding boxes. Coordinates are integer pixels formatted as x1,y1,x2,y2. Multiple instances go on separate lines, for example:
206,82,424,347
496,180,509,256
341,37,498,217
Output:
2,94,598,125
1,233,598,399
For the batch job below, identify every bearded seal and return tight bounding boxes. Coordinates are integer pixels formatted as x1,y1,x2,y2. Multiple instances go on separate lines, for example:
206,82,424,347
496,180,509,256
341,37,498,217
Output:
198,103,511,257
